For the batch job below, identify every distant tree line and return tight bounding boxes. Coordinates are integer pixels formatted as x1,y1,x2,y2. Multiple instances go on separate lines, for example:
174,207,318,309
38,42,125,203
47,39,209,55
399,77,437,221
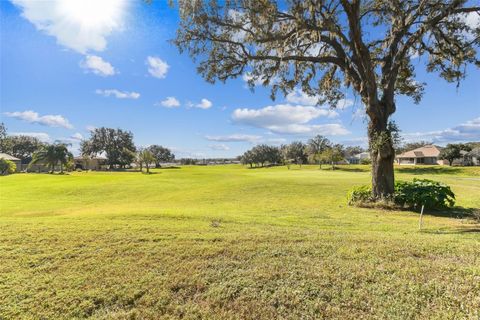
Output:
0,124,175,174
240,135,365,169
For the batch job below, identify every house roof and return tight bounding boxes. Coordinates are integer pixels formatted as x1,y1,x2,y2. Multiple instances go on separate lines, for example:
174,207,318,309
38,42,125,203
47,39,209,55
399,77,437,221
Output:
0,153,20,161
396,145,441,158
74,155,108,160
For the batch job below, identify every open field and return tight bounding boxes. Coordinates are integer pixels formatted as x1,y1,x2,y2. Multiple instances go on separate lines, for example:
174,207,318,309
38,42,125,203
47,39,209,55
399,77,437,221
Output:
1,165,479,319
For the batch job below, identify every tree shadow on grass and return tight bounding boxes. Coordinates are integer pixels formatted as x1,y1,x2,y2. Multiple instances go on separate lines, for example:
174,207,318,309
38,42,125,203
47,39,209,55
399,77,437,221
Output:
333,166,369,173
395,166,462,175
157,166,181,169
421,225,480,234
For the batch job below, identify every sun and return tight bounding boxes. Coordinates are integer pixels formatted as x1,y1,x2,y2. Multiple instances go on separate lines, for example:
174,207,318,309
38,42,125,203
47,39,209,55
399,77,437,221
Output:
59,0,126,29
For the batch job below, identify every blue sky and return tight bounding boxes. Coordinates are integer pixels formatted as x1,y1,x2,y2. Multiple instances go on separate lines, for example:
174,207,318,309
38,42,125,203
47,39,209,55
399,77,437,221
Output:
1,1,479,158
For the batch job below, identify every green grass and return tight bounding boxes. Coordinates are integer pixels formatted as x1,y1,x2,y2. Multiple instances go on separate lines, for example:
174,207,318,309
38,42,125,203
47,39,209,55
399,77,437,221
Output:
1,165,479,319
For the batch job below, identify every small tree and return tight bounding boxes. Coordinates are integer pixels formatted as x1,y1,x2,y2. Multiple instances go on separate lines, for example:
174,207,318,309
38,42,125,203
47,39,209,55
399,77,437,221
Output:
30,143,73,173
285,141,307,168
138,149,155,173
0,158,16,175
319,145,345,170
81,127,136,169
439,144,461,166
439,143,472,166
307,135,331,169
148,145,175,168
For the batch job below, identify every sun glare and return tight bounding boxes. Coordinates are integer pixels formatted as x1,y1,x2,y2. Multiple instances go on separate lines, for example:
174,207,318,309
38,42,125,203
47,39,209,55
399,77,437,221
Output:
59,0,125,29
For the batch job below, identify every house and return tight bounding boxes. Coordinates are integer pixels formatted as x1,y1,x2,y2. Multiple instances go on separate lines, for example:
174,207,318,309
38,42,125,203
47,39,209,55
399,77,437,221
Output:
347,152,370,164
74,156,108,170
396,145,445,165
0,153,21,172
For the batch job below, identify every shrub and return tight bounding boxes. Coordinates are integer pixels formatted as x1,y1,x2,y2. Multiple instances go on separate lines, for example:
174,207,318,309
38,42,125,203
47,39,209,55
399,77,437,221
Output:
0,159,16,175
360,158,372,165
347,185,373,205
348,178,455,211
395,179,455,209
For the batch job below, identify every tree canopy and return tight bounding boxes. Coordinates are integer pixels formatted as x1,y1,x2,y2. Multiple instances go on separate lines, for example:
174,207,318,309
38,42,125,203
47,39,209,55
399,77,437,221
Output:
81,127,136,169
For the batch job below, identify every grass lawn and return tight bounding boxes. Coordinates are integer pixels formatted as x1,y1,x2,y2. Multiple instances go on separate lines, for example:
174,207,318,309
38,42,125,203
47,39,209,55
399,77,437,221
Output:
1,165,479,319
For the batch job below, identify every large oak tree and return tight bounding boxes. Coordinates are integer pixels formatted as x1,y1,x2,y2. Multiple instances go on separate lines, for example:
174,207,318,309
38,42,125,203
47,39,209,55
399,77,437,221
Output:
173,0,479,198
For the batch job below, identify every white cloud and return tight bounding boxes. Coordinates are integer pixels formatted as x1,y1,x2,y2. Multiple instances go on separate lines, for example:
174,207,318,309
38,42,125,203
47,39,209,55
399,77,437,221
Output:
463,12,480,29
233,104,337,126
336,98,355,110
195,98,213,109
11,0,127,54
158,97,180,108
286,88,354,109
205,134,262,143
231,104,350,136
286,88,320,106
146,56,169,79
10,132,51,142
4,110,73,129
265,123,350,135
86,125,96,132
81,55,116,76
242,72,278,87
96,89,140,99
209,144,230,151
71,132,84,140
402,117,480,144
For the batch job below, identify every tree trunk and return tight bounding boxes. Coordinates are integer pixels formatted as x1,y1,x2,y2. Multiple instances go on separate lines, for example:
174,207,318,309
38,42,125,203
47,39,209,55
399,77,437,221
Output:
368,110,395,198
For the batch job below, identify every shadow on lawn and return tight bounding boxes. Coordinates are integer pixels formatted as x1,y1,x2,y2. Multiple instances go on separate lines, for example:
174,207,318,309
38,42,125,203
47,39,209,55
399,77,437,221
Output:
420,206,478,219
422,225,480,234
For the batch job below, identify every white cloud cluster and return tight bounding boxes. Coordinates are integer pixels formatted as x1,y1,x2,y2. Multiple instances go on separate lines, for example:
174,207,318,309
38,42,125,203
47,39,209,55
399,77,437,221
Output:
146,56,169,79
81,55,116,76
195,99,212,109
10,0,127,54
205,134,261,143
10,132,51,142
70,132,84,140
286,88,354,109
187,99,213,109
158,97,180,108
4,110,73,129
463,12,480,29
96,89,140,99
231,104,347,135
209,144,230,151
403,117,480,143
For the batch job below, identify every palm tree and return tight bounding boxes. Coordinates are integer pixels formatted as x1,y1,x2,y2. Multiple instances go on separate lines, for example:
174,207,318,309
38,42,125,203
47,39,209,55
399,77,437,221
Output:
55,144,73,173
137,149,155,174
30,143,73,173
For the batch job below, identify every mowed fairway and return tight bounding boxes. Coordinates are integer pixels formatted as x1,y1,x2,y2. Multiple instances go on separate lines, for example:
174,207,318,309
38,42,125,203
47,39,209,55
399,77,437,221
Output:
1,165,479,319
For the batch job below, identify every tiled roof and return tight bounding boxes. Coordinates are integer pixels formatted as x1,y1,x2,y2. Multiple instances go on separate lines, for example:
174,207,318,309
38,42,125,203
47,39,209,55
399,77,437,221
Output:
397,145,441,158
0,153,20,161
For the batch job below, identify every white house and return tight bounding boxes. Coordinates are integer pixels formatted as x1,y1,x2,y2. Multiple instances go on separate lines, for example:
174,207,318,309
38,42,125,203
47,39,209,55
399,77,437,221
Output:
396,145,445,165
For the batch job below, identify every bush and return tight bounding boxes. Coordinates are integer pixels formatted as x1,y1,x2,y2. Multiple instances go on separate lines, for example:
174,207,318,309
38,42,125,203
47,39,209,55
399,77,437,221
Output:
0,159,16,175
347,185,373,205
360,158,371,165
395,179,455,209
348,178,455,210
